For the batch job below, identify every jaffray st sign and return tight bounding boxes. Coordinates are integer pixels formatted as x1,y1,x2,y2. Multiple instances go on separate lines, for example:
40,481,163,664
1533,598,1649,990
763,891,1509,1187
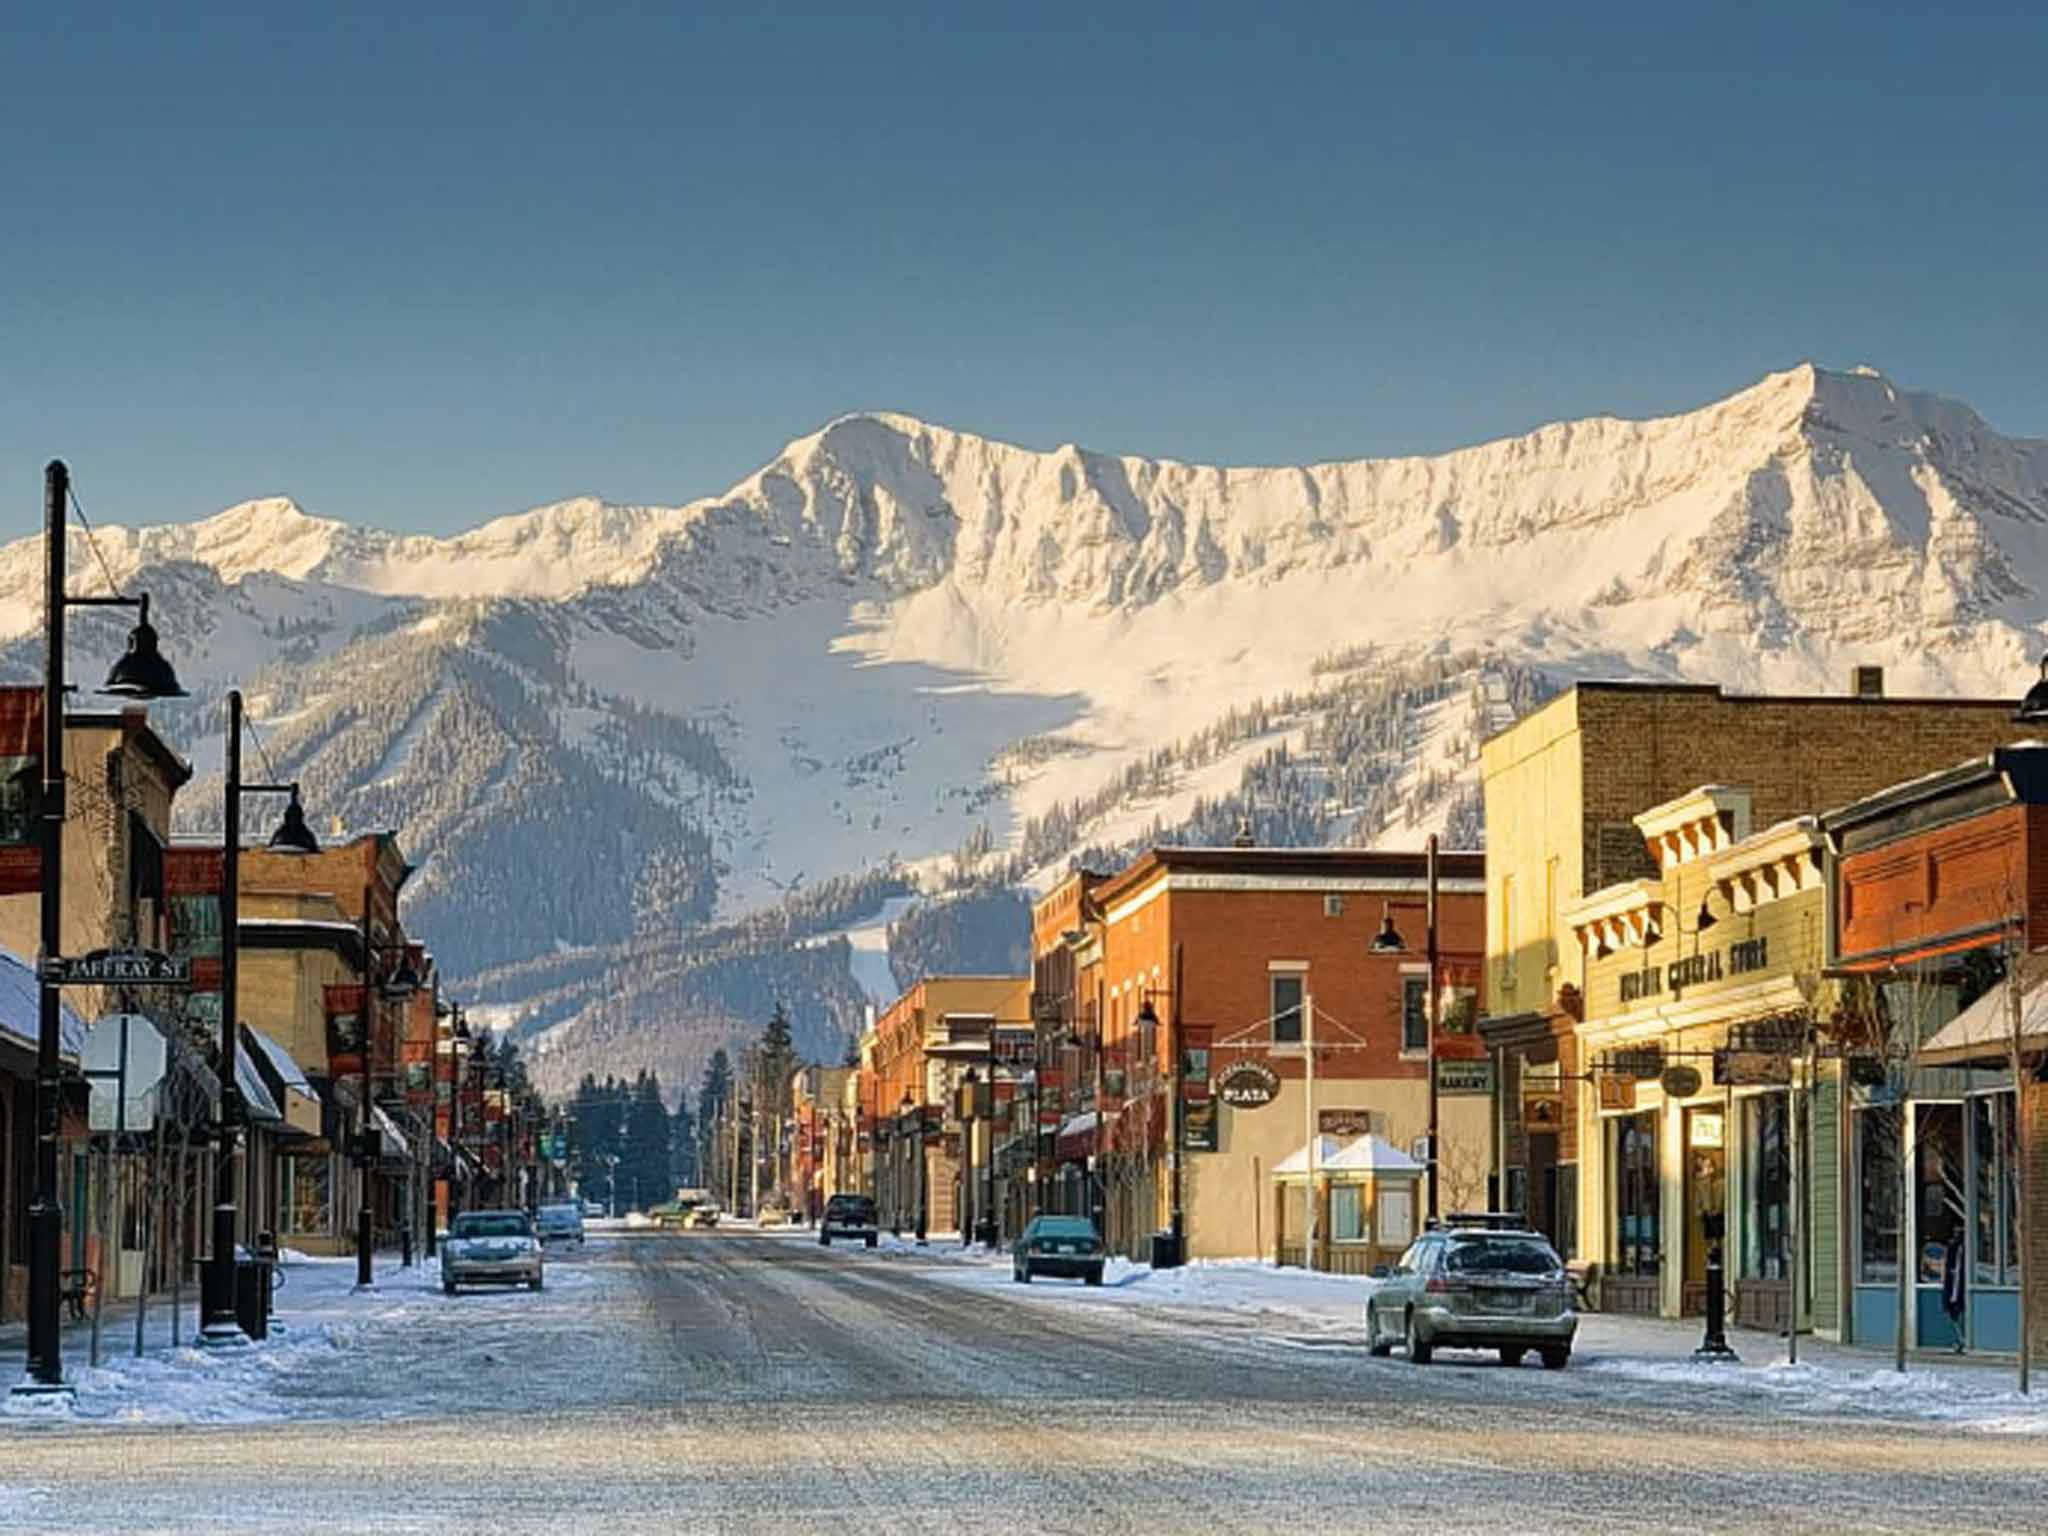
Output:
42,948,192,987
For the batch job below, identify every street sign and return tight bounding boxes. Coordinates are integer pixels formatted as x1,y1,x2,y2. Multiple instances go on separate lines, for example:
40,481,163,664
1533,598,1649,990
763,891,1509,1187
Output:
1435,1059,1494,1097
47,948,191,987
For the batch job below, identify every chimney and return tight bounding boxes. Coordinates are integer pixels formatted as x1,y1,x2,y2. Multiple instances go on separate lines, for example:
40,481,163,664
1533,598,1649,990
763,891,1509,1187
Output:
1850,665,1884,700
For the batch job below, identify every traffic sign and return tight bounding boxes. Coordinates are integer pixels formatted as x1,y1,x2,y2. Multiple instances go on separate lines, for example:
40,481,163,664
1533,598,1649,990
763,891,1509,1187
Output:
45,948,192,987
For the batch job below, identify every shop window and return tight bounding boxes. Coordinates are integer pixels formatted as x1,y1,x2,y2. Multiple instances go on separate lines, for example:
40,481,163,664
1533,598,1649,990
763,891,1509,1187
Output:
1972,1093,2019,1287
1271,973,1304,1045
1331,1184,1365,1242
1856,1105,1902,1283
1401,976,1428,1054
0,758,35,846
1739,1094,1791,1281
286,1155,332,1236
1915,1102,1965,1284
1613,1112,1660,1277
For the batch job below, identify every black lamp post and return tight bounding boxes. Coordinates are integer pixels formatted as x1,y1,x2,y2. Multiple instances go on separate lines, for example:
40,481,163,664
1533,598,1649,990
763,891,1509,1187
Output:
354,886,420,1290
200,689,317,1347
17,461,186,1400
1371,834,1443,1222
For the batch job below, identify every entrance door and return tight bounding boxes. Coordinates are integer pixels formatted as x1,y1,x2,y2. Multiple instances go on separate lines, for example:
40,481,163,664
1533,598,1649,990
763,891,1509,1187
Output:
1527,1131,1559,1250
1683,1106,1727,1316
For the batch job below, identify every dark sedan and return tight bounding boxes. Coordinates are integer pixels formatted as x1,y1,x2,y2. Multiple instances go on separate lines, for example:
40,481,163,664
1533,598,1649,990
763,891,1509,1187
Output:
1012,1215,1105,1286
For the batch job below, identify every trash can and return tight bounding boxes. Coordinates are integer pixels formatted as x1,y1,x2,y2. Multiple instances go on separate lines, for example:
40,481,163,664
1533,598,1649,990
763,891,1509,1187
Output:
1150,1230,1183,1271
234,1245,272,1341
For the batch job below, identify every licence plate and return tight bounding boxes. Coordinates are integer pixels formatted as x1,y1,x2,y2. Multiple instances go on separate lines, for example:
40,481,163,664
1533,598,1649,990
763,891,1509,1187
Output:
1483,1289,1526,1312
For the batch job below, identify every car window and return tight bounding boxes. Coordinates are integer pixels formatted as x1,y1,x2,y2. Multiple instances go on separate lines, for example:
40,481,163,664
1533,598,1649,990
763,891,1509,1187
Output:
1393,1240,1426,1275
1033,1217,1097,1239
452,1213,532,1239
1442,1235,1561,1275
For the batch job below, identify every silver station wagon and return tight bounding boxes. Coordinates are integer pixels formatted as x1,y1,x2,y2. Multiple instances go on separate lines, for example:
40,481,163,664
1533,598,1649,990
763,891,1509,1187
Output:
1365,1214,1576,1369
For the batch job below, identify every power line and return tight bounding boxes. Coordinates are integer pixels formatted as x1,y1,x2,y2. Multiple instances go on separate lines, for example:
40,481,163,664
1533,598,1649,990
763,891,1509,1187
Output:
65,484,123,599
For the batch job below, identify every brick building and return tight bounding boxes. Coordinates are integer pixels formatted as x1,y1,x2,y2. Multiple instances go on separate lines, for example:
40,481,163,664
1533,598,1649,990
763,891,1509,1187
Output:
1042,845,1486,1265
1823,743,2048,1358
1480,675,2036,1285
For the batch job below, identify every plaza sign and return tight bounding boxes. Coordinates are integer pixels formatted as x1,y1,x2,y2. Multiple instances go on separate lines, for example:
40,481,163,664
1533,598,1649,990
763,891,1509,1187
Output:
1216,1061,1280,1108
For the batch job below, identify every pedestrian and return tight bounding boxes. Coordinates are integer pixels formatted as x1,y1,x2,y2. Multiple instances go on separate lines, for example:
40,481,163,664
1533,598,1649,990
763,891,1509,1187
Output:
1941,1220,1967,1354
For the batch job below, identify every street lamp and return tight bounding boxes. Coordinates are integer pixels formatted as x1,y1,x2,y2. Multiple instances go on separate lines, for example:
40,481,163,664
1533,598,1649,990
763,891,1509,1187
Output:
201,689,317,1348
1370,833,1443,1223
19,461,186,1400
899,1089,925,1244
354,885,419,1290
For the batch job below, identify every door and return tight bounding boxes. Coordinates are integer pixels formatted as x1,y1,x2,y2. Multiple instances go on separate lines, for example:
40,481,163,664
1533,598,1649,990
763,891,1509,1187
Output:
1683,1106,1727,1316
1528,1131,1558,1248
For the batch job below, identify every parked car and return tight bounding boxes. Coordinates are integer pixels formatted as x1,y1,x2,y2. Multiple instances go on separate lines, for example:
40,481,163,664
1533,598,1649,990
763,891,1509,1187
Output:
1365,1214,1575,1368
536,1201,585,1246
441,1209,544,1295
1012,1215,1105,1286
582,1198,607,1220
756,1204,795,1228
685,1204,721,1229
819,1193,878,1248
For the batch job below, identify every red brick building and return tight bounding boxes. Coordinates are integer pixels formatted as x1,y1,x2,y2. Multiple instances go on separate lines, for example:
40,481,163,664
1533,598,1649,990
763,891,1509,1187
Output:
1824,742,2048,1358
1039,846,1485,1263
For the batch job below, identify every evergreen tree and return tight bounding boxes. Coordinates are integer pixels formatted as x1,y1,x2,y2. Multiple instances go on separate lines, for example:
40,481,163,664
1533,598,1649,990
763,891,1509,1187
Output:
620,1071,673,1211
668,1098,697,1189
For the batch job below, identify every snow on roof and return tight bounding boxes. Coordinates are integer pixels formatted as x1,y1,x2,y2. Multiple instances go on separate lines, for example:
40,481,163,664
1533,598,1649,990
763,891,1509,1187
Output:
1273,1133,1350,1175
234,1043,282,1123
1922,977,2048,1065
371,1103,411,1161
0,948,88,1059
1274,1132,1424,1177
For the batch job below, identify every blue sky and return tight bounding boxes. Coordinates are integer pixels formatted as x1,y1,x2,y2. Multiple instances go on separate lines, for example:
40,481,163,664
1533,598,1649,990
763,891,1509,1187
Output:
3,2,2045,538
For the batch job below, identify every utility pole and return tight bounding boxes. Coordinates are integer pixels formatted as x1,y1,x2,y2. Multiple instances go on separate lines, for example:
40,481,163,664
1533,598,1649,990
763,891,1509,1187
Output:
1304,988,1318,1269
1168,941,1186,1266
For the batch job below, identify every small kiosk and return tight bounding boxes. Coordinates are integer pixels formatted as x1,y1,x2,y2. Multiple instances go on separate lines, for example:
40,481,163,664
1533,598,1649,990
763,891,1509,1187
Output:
1272,1133,1425,1274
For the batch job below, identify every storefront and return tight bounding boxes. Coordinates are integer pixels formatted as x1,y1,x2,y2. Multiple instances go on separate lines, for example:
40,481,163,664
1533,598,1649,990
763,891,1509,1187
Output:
1567,789,1841,1331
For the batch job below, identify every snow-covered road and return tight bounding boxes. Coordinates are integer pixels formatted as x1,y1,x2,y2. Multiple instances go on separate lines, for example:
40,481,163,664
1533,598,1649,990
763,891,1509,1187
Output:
0,1231,2042,1533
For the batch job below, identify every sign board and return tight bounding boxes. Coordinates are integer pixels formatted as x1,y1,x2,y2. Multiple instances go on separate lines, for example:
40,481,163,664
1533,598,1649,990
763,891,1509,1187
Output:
48,948,191,987
1610,1044,1665,1081
1319,1107,1378,1137
82,1013,169,1134
1181,1097,1218,1152
1435,1059,1494,1097
1597,1073,1637,1112
1520,1058,1562,1128
1216,1061,1281,1108
1660,1065,1704,1099
1716,1049,1792,1088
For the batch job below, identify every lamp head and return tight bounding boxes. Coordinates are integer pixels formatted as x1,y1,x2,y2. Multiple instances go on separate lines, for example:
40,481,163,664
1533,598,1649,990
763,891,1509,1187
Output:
2020,653,2048,724
266,788,320,854
100,606,187,700
1370,904,1406,953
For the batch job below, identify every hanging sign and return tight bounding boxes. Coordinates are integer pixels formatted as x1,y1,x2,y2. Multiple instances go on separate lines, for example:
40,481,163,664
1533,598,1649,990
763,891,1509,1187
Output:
326,983,367,1079
1435,1059,1494,1097
1182,1097,1219,1152
1216,1061,1280,1108
1715,1049,1792,1087
1597,1074,1637,1112
1660,1064,1703,1099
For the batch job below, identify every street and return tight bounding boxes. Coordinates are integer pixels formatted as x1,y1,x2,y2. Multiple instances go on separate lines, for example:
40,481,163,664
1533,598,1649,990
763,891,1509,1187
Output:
1,1231,2041,1534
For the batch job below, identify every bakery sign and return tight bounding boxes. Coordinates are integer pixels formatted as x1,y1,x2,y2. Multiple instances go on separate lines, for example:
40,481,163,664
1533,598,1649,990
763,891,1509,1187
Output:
1216,1061,1281,1109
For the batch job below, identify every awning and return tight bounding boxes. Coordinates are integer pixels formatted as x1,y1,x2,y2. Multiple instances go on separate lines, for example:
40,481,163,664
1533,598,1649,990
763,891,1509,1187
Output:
1054,1111,1097,1163
242,1024,322,1137
1920,978,2048,1068
370,1103,412,1162
1273,1133,1351,1178
232,1041,283,1124
0,947,88,1059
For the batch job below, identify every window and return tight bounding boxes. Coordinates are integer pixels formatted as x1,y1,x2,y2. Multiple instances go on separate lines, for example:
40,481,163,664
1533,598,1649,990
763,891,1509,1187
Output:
1613,1112,1660,1277
285,1155,331,1236
1739,1094,1791,1281
1401,976,1428,1054
1331,1184,1365,1242
1271,973,1304,1045
1856,1105,1902,1284
1324,894,1344,918
1378,1187,1415,1247
1916,1102,1965,1284
1972,1093,2019,1286
0,758,35,846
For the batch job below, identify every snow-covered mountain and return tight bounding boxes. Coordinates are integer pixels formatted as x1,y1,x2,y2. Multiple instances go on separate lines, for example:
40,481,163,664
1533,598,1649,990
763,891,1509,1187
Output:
5,362,2045,1094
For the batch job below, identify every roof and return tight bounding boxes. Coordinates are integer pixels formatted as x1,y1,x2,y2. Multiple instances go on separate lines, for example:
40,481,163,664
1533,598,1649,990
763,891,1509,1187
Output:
0,948,88,1059
1821,742,2048,851
243,1024,311,1094
1095,845,1486,911
1276,1132,1426,1177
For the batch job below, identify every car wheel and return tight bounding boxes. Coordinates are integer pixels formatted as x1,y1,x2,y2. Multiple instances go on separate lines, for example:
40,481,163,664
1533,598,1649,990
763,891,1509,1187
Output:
1540,1346,1570,1371
820,1233,831,1247
865,1235,876,1249
1085,1266,1103,1287
1366,1302,1393,1357
1405,1310,1433,1365
1499,1346,1526,1367
530,1276,544,1292
443,1281,456,1297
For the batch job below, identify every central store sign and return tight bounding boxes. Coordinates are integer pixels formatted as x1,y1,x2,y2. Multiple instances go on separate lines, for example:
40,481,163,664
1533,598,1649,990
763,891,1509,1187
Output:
1619,936,1770,1005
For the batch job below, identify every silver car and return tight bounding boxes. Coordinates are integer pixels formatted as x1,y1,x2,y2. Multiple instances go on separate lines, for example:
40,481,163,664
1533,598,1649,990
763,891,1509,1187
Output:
442,1209,545,1294
1365,1217,1575,1368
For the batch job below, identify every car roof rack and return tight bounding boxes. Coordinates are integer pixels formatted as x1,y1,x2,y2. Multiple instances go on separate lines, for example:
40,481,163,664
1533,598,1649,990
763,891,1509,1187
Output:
1437,1211,1535,1231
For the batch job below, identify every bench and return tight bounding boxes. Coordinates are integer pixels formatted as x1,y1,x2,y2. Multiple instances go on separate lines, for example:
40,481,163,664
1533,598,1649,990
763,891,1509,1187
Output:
1566,1260,1598,1312
59,1267,96,1323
